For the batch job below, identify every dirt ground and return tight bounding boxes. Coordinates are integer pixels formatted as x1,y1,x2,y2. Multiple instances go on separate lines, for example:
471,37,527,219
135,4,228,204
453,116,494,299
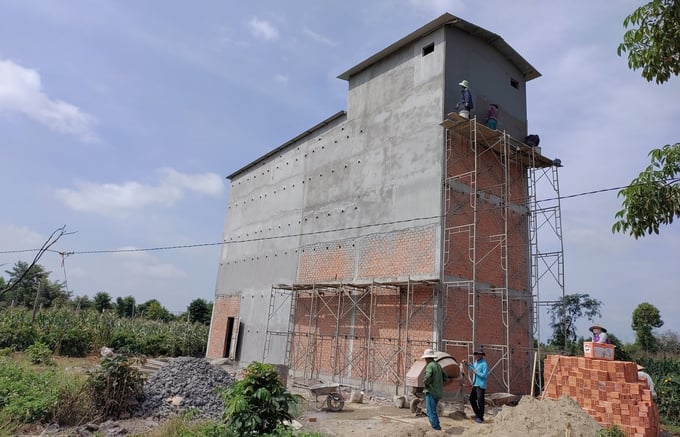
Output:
296,399,484,437
14,356,674,437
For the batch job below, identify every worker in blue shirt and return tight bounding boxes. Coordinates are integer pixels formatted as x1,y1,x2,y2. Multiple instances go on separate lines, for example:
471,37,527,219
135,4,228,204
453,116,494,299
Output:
456,79,474,119
463,350,489,423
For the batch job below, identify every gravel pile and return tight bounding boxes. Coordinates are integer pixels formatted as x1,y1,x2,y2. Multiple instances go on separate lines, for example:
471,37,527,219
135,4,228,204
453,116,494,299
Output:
133,357,236,419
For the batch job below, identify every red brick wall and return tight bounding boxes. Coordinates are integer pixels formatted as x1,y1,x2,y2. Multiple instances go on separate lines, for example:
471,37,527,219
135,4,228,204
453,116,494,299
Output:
445,132,530,291
297,227,437,283
290,285,435,390
441,131,533,393
206,295,240,359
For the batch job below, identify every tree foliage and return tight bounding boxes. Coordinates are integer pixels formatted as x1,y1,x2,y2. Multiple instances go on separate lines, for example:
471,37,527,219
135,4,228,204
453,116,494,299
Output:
187,298,213,325
617,0,680,84
632,302,664,353
115,296,136,318
548,293,603,348
1,261,70,309
614,0,680,237
613,144,680,238
93,291,113,313
137,299,173,322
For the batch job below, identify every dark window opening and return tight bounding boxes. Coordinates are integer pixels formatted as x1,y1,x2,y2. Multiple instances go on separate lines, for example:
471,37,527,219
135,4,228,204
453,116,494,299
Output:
225,316,240,359
510,78,519,89
422,42,435,56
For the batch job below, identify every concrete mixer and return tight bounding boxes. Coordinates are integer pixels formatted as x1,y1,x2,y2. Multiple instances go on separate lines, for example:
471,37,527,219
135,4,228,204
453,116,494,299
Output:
405,350,461,416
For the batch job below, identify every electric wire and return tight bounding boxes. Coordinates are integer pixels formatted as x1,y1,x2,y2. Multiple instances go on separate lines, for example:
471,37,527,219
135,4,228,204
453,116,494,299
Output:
0,179,676,257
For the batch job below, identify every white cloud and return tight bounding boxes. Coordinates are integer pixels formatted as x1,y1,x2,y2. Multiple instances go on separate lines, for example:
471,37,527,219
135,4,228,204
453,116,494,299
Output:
274,74,288,84
302,27,336,46
55,167,225,217
0,58,97,142
248,17,279,41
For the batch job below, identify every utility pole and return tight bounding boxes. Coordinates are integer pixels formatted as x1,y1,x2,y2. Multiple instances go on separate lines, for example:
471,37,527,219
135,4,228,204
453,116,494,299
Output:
31,279,41,323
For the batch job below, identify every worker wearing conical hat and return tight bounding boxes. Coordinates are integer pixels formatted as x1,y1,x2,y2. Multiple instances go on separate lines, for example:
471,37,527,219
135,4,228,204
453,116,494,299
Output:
589,324,609,344
456,79,474,119
421,348,443,431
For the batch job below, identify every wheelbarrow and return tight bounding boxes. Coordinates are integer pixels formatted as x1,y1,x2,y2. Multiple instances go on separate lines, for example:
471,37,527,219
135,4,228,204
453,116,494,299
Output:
294,382,345,412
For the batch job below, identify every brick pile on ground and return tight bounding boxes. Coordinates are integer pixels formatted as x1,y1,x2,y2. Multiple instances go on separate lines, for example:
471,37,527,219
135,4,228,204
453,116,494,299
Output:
543,354,660,437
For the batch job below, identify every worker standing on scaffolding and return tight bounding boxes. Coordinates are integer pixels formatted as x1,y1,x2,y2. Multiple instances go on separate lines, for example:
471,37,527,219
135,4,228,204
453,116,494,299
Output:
457,79,474,119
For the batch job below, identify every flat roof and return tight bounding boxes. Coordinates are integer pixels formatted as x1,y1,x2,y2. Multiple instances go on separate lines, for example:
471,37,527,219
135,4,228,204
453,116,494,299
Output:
338,13,540,82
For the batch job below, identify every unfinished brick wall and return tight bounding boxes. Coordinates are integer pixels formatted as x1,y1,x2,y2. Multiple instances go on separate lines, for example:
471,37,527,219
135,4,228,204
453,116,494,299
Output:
445,132,530,291
441,131,533,393
543,355,660,437
206,295,240,359
290,285,435,391
297,226,436,283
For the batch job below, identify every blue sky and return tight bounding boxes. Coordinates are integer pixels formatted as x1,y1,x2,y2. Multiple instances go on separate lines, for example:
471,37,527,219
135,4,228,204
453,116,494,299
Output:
0,1,678,343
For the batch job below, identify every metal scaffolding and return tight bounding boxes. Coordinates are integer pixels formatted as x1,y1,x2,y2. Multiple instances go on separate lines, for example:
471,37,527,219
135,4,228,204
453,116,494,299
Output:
263,113,565,395
264,280,437,393
440,112,564,393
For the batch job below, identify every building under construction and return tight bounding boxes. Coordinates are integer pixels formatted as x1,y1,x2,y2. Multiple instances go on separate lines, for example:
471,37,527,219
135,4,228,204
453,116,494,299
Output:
207,13,565,395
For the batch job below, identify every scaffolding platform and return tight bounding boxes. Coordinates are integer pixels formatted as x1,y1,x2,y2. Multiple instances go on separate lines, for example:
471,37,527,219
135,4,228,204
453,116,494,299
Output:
440,112,554,168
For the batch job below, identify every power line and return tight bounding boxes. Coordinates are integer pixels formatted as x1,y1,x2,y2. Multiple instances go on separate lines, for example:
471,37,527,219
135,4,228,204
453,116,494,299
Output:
0,179,675,257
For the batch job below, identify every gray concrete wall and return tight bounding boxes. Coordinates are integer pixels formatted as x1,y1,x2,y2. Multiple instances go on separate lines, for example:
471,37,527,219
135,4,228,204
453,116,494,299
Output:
443,27,528,140
215,29,447,366
213,22,534,367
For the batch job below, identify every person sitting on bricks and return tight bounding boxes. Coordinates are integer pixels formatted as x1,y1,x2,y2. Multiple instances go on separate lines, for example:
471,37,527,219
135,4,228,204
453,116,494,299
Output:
421,348,444,431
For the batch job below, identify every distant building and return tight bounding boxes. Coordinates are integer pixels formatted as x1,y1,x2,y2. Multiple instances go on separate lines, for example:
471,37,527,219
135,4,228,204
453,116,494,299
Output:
207,13,562,395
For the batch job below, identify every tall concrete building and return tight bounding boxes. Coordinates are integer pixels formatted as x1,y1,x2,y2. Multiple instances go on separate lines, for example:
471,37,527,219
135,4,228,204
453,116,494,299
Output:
207,13,563,395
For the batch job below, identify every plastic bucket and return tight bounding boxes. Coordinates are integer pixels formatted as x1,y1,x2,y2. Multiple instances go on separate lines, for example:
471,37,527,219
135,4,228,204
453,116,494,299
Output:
458,110,470,119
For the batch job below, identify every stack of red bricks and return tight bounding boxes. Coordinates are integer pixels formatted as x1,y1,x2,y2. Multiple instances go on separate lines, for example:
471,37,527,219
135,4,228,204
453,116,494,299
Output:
543,355,659,437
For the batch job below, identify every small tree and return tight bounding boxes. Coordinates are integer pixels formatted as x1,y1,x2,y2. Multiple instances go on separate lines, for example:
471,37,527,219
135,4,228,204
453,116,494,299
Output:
632,302,664,353
93,291,113,313
115,296,136,318
222,361,302,436
137,299,173,322
548,293,602,350
187,298,213,325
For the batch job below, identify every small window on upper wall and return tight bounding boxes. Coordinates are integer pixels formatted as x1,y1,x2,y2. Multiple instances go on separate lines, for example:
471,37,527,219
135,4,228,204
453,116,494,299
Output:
510,78,519,89
422,42,435,56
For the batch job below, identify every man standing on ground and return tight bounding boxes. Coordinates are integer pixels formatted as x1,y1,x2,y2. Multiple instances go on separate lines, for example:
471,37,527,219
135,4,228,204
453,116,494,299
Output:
463,350,489,423
421,348,444,431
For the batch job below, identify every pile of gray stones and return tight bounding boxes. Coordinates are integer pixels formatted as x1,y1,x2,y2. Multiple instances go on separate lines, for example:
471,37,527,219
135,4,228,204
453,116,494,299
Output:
41,357,237,436
132,356,236,419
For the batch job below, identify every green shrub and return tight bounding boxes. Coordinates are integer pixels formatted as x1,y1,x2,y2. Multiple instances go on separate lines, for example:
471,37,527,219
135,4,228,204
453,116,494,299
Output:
26,341,53,365
0,309,36,350
86,355,145,419
658,373,680,425
222,361,303,436
0,357,60,423
51,375,95,426
0,307,209,358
